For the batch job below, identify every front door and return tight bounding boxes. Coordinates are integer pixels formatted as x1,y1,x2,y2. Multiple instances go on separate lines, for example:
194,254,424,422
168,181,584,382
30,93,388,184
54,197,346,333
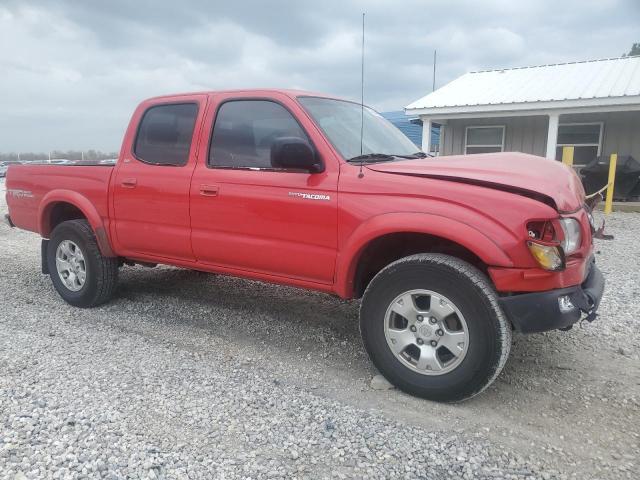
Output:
189,94,339,284
112,96,206,261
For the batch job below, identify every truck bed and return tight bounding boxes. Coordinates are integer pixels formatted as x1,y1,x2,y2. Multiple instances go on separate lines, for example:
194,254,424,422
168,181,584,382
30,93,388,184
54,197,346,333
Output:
5,163,115,235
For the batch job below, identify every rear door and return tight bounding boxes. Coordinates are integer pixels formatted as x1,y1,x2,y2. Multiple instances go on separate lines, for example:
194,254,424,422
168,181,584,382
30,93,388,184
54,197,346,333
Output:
189,92,339,284
111,95,207,261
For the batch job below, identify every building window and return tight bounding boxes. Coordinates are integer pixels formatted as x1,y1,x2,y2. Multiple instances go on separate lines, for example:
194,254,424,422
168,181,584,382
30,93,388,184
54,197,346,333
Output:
134,103,198,166
465,126,505,154
555,123,602,166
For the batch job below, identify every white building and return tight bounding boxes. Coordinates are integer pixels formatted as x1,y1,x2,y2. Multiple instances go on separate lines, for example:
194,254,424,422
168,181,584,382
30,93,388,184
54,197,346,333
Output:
405,56,640,167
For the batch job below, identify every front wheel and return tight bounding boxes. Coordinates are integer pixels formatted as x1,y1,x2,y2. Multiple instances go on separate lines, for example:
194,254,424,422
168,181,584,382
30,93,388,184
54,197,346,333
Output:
47,219,119,308
360,254,511,402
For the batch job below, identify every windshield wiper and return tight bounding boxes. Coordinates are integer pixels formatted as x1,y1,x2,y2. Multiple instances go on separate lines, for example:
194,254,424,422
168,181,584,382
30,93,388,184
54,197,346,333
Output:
346,153,396,163
347,152,429,163
392,151,429,159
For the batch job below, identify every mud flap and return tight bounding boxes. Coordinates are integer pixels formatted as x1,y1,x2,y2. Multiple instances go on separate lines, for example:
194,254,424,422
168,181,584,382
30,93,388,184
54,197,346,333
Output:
41,239,49,274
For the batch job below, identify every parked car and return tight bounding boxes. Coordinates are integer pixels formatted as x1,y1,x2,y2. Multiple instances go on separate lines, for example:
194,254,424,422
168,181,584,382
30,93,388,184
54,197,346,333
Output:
4,89,604,402
49,159,75,165
0,162,7,178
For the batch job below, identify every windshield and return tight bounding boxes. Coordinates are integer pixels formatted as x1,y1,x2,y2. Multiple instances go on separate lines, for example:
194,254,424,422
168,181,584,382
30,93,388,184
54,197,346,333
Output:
298,97,421,161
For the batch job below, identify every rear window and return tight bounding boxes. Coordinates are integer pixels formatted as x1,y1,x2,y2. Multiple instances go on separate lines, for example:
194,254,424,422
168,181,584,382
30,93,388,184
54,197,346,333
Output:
134,103,198,166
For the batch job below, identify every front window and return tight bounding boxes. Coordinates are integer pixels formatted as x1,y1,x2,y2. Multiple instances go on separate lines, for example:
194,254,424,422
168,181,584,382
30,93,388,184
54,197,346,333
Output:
209,100,310,169
465,126,505,154
298,97,419,160
555,123,602,166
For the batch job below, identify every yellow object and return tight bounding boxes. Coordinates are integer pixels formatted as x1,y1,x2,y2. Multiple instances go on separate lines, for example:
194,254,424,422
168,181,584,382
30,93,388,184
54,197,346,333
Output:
561,146,574,166
604,153,617,214
527,241,563,271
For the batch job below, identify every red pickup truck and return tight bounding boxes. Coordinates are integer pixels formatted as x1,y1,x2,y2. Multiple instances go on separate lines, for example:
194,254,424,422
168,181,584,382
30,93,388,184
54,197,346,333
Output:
5,89,604,402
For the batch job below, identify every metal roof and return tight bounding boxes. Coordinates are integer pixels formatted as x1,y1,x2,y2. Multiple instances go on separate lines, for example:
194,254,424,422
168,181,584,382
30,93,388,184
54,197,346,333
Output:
406,56,640,114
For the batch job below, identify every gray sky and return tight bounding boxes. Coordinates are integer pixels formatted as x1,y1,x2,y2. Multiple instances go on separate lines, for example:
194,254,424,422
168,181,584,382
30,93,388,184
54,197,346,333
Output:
1,0,638,152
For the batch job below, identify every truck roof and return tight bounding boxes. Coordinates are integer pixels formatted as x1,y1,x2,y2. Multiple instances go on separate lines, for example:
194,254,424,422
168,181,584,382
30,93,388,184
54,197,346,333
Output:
144,88,345,102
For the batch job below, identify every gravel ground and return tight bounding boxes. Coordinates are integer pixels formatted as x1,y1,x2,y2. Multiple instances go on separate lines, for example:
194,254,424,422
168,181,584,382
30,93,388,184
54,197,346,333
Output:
0,178,638,480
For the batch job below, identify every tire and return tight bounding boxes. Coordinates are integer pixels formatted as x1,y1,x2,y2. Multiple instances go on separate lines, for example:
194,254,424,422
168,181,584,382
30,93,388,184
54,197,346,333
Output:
360,253,511,402
47,219,119,308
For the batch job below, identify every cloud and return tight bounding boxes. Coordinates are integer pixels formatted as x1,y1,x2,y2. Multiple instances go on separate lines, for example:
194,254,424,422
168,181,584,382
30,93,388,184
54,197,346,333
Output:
0,0,638,151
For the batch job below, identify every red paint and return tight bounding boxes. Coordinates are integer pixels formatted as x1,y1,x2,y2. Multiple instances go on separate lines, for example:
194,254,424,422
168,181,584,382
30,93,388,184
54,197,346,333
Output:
366,152,586,213
5,89,594,299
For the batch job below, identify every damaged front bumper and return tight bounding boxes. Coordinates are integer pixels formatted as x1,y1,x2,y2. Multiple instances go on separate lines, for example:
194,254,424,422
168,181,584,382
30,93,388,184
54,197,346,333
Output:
499,258,605,334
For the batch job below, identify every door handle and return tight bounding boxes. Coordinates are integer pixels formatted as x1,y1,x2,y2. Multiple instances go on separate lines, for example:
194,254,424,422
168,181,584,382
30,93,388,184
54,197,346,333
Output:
121,178,137,188
199,184,219,197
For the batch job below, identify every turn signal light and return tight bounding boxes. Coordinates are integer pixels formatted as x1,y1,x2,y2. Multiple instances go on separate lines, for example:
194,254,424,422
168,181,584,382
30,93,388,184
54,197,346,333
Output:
527,241,565,271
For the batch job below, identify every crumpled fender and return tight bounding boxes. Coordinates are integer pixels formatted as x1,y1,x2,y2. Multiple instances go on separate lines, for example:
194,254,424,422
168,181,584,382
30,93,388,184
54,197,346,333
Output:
38,190,115,257
334,212,514,298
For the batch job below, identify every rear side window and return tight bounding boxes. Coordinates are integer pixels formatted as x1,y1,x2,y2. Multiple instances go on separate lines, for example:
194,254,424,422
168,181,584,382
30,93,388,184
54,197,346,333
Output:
134,103,198,166
209,100,309,169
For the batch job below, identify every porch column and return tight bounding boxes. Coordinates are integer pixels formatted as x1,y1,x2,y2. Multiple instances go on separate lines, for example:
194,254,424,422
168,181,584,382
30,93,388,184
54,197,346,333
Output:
421,117,432,153
545,113,559,160
437,123,444,156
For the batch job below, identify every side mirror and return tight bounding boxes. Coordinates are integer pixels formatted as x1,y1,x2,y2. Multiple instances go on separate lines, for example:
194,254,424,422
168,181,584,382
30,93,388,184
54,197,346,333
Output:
271,137,323,173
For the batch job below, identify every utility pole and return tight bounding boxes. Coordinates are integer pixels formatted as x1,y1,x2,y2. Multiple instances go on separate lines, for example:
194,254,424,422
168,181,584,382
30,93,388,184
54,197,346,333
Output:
432,50,437,92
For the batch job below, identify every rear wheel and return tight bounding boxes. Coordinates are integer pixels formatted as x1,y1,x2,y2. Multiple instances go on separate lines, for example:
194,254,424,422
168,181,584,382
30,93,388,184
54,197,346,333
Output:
360,253,511,402
47,220,118,308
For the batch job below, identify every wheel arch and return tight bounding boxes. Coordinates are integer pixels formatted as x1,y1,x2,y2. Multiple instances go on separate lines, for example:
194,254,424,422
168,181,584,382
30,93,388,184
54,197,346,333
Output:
38,190,116,257
335,212,514,299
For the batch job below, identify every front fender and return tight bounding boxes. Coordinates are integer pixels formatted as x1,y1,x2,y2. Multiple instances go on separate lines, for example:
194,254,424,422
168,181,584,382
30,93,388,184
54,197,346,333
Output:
334,212,514,298
38,190,115,257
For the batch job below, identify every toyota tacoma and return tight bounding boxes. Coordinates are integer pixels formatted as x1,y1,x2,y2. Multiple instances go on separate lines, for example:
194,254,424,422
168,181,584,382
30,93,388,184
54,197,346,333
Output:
5,89,605,402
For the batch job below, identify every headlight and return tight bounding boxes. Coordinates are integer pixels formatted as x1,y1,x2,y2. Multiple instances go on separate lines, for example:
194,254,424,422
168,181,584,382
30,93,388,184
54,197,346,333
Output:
559,218,582,255
527,241,564,271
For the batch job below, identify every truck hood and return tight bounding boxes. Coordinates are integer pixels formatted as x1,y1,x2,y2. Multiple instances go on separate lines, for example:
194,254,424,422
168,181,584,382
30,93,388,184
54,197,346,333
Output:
366,152,585,213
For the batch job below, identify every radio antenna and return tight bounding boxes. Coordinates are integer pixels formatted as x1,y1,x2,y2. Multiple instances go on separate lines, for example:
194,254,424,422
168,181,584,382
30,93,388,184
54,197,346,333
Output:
358,12,365,178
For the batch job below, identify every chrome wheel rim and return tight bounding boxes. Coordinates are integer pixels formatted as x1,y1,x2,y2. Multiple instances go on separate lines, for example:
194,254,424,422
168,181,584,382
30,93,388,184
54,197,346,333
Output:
384,289,469,376
55,240,86,292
